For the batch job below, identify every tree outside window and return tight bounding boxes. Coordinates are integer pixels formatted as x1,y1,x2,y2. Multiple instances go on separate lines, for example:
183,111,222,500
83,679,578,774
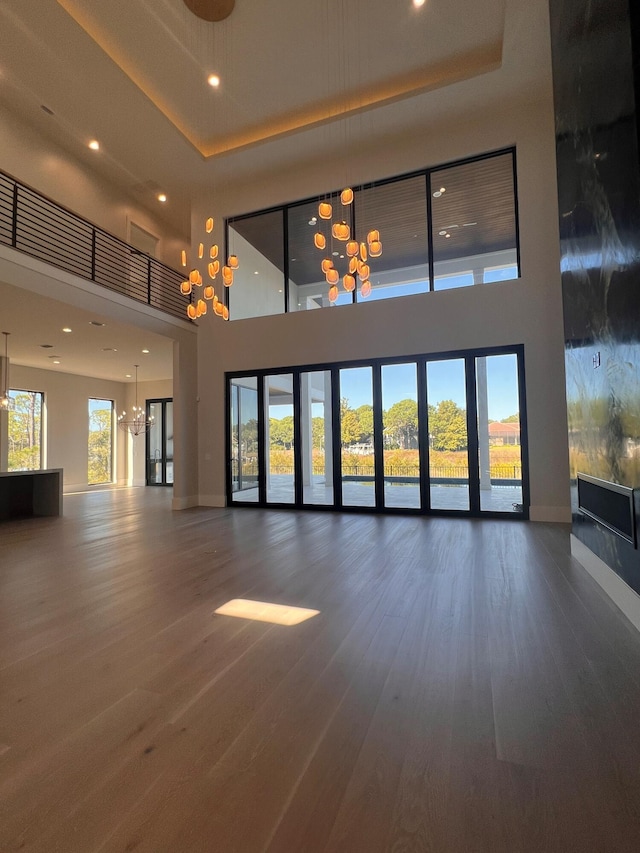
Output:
8,390,43,471
88,399,113,484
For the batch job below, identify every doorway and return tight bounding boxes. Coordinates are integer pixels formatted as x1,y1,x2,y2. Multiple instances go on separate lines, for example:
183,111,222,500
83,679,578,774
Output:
146,398,173,486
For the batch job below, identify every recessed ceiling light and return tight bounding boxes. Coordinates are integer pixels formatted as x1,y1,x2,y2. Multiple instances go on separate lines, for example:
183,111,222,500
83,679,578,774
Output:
432,190,442,198
413,0,426,7
125,374,132,378
439,187,446,193
445,233,451,239
52,359,61,364
157,193,167,203
254,271,259,275
439,230,447,236
88,140,100,151
332,251,339,257
208,74,220,88
142,349,150,354
62,327,72,333
89,321,105,326
278,289,283,293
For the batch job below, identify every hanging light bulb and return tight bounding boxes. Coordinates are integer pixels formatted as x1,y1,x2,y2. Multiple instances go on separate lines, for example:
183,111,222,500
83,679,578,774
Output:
198,243,204,259
180,280,192,295
326,268,339,285
319,202,332,219
368,240,383,258
189,269,199,284
222,266,234,286
328,284,339,303
343,274,356,292
181,250,187,267
321,258,334,273
341,188,354,205
358,262,370,281
346,240,358,257
332,222,350,241
0,332,11,410
214,300,225,316
196,270,203,286
222,305,230,321
348,256,358,275
359,242,368,262
314,232,326,250
228,255,239,269
204,284,215,300
210,244,219,259
367,229,380,244
187,303,197,320
197,298,207,316
360,280,372,298
206,217,214,233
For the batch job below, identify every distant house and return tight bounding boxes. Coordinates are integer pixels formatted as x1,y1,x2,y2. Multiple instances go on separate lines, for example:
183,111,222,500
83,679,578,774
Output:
488,422,520,445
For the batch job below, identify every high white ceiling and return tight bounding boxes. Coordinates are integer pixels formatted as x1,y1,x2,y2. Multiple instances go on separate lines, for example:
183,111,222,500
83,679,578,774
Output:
0,0,552,383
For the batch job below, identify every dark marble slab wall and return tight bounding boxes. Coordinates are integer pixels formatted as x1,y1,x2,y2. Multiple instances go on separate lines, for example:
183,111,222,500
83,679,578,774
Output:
549,0,640,594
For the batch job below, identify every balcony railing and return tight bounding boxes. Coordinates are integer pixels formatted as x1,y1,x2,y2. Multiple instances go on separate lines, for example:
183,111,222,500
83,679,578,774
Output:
0,169,190,321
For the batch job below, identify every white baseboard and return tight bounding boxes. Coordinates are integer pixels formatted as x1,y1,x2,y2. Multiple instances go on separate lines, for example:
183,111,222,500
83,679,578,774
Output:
198,494,226,508
571,535,640,633
530,505,572,523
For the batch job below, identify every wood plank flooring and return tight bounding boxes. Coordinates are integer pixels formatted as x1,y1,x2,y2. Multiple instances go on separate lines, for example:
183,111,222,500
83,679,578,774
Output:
1,489,640,852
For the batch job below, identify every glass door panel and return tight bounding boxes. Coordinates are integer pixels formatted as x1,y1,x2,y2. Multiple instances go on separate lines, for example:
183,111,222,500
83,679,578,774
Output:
476,353,523,512
230,378,259,502
301,370,334,505
381,363,420,509
165,401,174,484
265,374,295,504
426,359,469,510
340,367,375,507
147,402,163,484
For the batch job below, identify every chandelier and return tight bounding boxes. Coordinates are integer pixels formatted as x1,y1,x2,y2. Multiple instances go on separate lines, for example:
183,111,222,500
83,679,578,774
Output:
179,215,234,321
0,332,12,411
313,192,383,303
117,365,154,436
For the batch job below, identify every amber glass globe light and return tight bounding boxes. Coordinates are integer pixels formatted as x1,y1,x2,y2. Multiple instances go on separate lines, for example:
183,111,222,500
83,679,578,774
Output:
343,274,356,292
214,300,224,316
189,269,199,284
348,256,358,274
346,240,358,257
358,263,370,281
368,240,383,258
367,230,380,244
187,303,197,320
341,187,354,205
180,280,192,295
319,202,332,219
314,232,326,250
222,305,229,320
321,258,334,274
332,221,350,241
328,284,339,303
359,242,368,262
181,250,187,267
222,266,234,286
203,284,215,300
326,268,340,285
206,217,214,233
361,279,372,298
210,244,219,259
228,255,239,269
198,243,204,259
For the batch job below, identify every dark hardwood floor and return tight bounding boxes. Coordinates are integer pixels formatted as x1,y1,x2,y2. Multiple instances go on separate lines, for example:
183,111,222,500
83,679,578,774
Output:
1,489,640,852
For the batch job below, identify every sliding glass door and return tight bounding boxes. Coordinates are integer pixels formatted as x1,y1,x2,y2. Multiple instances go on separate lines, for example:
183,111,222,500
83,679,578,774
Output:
227,346,528,517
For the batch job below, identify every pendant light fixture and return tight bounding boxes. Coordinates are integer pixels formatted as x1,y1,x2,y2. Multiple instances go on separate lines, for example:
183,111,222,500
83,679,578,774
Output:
117,365,154,436
0,332,12,411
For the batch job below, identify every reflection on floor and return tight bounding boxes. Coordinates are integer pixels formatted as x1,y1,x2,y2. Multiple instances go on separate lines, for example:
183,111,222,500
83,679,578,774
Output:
234,475,523,513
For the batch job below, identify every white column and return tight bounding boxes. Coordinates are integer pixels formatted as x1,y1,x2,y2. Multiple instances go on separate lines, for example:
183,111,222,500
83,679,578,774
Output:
323,371,333,487
300,373,313,487
476,356,491,492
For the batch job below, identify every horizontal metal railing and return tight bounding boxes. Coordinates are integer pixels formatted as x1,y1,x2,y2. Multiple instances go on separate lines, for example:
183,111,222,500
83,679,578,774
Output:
0,170,190,321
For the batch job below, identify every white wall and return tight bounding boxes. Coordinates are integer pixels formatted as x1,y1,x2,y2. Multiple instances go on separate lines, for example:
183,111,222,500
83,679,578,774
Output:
193,96,572,521
8,364,127,491
0,104,185,267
